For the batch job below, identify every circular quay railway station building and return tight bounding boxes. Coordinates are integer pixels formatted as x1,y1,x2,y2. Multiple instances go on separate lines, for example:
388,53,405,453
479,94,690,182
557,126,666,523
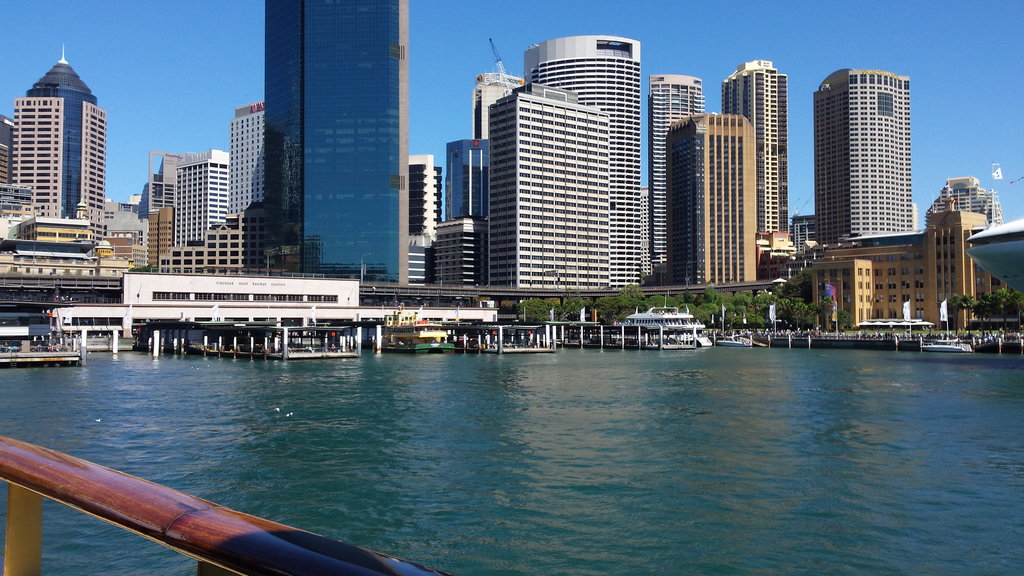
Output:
53,272,499,344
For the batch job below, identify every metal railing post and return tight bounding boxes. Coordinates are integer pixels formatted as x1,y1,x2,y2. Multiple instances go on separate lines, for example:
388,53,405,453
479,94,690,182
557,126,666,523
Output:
4,484,43,576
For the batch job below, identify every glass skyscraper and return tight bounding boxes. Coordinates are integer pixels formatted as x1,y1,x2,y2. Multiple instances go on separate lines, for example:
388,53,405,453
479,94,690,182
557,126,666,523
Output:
445,139,489,220
264,0,409,282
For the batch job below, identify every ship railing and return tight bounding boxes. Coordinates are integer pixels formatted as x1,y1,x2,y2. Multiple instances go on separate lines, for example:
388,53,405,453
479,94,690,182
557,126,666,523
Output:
0,435,451,576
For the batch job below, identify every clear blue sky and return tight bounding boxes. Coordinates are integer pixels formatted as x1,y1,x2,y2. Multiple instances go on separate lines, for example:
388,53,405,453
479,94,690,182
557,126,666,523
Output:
4,0,1023,223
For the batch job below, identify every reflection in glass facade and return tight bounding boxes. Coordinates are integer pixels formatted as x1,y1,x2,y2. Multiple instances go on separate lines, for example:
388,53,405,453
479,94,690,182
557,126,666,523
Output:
444,139,489,220
264,0,408,282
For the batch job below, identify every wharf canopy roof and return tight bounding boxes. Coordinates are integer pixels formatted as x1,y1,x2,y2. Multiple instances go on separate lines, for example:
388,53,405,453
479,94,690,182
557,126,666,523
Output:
857,319,935,329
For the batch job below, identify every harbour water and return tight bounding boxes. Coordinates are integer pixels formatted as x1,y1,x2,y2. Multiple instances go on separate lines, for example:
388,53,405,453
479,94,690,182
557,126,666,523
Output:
2,348,1024,574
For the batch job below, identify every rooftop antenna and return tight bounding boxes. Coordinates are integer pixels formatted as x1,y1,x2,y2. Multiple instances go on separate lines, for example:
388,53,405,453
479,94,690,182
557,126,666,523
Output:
58,44,68,64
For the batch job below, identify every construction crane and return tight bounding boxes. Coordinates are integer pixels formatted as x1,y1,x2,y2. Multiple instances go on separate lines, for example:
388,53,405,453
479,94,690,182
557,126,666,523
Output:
483,38,523,95
490,38,509,81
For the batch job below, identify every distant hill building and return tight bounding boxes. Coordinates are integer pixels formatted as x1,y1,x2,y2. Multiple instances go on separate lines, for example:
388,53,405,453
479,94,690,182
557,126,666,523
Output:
926,176,1002,226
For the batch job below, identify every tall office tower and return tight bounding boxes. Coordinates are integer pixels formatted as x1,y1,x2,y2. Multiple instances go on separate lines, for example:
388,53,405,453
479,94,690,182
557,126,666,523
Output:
445,139,489,220
434,217,487,286
147,206,174,267
927,176,1002,226
666,114,756,285
0,115,13,183
525,36,643,286
229,101,265,215
141,151,184,216
473,73,523,139
264,0,409,281
173,150,229,246
648,75,705,266
408,154,440,242
790,214,817,254
722,60,788,234
488,84,610,289
814,69,911,245
12,55,107,231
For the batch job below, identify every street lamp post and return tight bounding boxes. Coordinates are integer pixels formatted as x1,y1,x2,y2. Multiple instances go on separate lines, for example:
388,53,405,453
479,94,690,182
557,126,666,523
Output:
360,253,372,283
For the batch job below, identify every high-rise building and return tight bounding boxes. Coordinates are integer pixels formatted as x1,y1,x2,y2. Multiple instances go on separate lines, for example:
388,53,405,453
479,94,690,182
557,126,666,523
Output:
0,115,13,184
264,0,409,281
927,176,1002,226
445,139,489,220
791,214,817,254
147,206,174,267
648,75,705,266
434,217,487,286
408,154,441,242
525,36,642,286
814,69,911,245
12,55,107,232
488,84,610,289
141,151,183,216
722,60,788,234
473,73,523,140
666,114,757,285
229,101,265,215
173,150,229,247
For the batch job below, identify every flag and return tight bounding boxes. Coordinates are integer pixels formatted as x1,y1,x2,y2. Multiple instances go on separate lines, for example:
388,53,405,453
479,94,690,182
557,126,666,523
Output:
211,304,220,322
549,307,555,321
456,304,461,322
768,304,777,323
62,308,72,325
824,283,835,299
902,300,911,321
831,304,837,322
121,304,133,330
310,305,317,325
1011,177,1023,185
939,299,948,323
721,304,726,317
992,165,1004,180
685,305,691,314
579,307,586,323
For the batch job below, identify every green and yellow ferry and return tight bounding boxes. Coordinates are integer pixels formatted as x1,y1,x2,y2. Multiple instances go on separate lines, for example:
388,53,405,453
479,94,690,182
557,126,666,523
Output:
382,310,456,354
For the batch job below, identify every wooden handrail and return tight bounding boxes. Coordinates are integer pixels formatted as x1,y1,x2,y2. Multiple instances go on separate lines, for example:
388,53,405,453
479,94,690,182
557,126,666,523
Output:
0,436,452,575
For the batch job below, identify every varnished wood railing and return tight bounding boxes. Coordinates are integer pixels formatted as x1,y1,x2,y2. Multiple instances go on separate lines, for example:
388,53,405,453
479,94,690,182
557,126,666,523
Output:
0,436,452,575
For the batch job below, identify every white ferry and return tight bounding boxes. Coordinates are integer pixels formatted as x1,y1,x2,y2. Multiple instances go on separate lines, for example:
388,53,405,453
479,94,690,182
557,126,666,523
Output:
622,307,713,347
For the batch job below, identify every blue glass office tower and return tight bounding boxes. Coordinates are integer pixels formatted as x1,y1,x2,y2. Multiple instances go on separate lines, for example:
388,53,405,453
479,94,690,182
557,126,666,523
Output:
264,0,409,282
444,139,488,220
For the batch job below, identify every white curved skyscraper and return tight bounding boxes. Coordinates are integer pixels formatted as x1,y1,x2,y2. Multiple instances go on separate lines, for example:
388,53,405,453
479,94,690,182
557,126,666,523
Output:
525,36,642,287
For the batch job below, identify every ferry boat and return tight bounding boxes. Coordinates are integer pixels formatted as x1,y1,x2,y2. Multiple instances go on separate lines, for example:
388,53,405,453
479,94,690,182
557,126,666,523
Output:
921,338,973,353
622,307,713,347
382,310,455,353
967,216,1024,291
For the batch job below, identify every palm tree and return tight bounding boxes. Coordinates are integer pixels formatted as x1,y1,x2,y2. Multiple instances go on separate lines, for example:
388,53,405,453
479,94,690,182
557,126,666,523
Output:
949,294,976,331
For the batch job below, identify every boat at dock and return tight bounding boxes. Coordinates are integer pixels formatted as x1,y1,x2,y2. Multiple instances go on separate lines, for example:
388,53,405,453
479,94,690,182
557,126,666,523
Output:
921,338,973,353
715,335,752,347
382,310,455,354
621,307,713,348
